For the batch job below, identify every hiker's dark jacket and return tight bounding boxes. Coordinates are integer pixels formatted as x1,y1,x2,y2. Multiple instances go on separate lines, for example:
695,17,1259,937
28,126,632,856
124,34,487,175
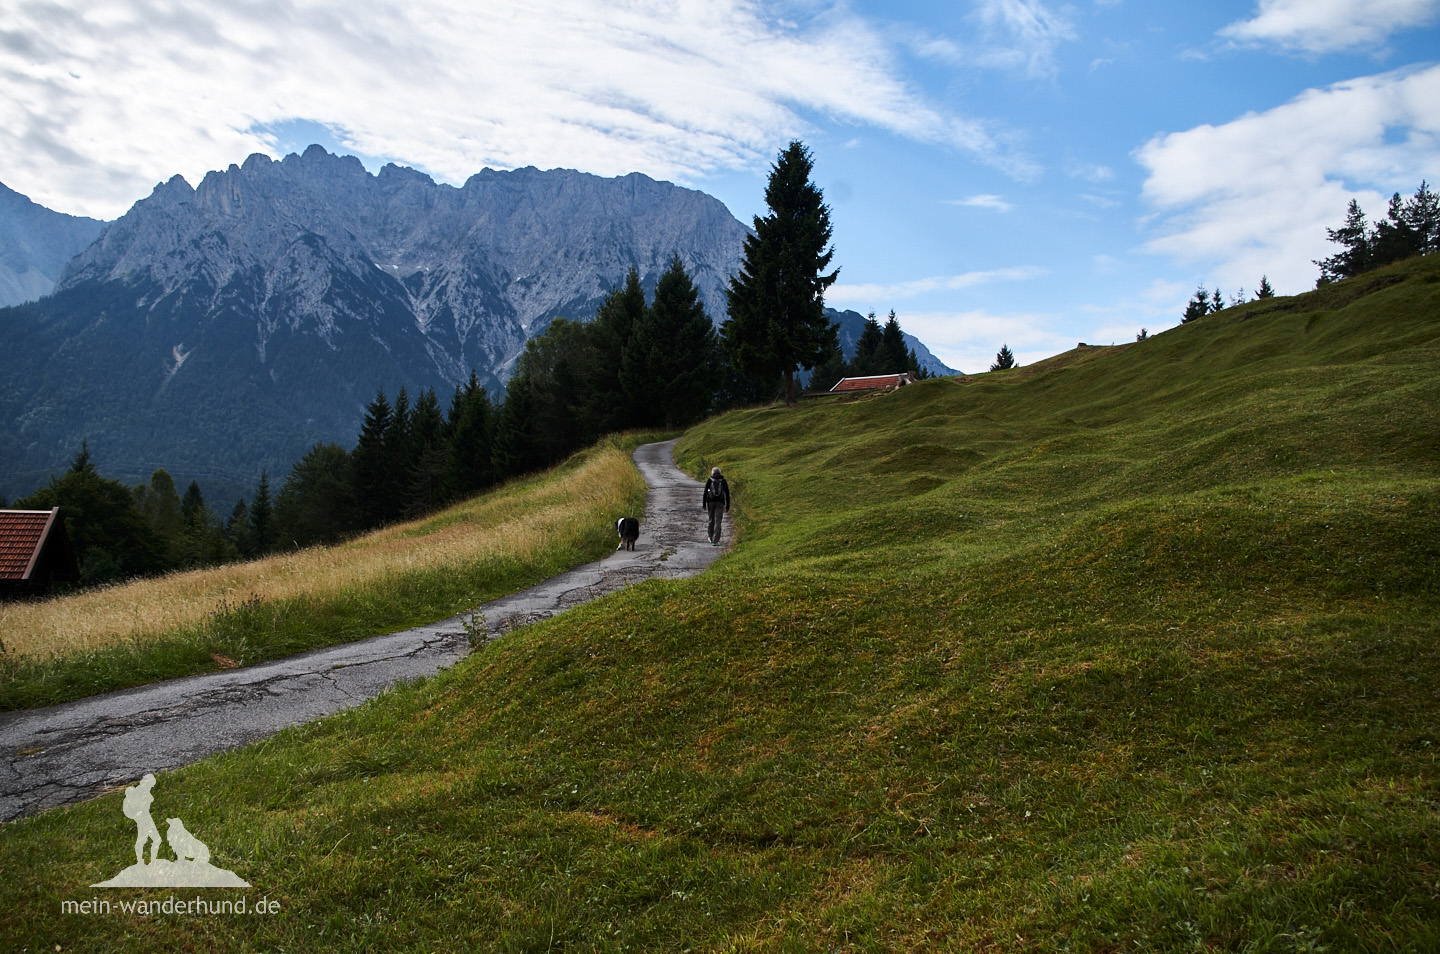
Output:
703,476,730,510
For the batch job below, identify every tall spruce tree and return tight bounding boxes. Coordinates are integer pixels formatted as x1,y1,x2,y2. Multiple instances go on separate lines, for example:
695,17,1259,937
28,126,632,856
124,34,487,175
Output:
722,140,839,406
1256,275,1276,299
442,373,494,502
589,267,647,431
1402,181,1439,253
849,313,885,376
247,471,275,556
404,388,447,517
351,390,394,528
881,311,909,375
622,254,720,428
491,376,544,480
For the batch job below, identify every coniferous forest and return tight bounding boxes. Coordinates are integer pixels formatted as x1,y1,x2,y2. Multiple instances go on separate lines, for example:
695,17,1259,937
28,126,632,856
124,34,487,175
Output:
6,256,734,589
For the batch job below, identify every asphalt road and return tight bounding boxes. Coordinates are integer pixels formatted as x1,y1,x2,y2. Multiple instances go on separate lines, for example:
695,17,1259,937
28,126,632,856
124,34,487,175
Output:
0,439,728,823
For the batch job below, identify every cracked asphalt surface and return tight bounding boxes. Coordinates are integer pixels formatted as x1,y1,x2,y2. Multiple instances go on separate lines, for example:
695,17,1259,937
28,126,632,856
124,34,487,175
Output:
0,439,727,823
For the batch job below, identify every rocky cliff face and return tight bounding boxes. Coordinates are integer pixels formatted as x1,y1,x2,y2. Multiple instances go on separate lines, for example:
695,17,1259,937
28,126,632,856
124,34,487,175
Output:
57,146,748,387
3,146,749,499
0,181,106,307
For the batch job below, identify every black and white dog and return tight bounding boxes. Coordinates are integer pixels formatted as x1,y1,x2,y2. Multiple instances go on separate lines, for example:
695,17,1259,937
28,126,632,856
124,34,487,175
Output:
615,516,640,551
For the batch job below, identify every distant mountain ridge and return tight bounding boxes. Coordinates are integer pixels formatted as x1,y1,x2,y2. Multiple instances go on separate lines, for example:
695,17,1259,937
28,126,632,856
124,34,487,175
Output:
0,181,106,307
55,145,751,389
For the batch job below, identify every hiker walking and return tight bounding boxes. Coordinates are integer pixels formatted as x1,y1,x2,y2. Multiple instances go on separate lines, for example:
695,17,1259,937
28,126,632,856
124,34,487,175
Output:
702,466,730,546
123,773,163,866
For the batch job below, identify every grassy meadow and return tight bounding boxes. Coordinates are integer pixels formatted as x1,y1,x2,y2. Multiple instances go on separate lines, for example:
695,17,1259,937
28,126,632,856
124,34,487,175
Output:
0,437,649,709
2,255,1437,951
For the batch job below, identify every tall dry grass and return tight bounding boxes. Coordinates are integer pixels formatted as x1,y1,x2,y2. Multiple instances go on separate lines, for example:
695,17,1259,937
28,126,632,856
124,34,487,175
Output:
2,444,641,661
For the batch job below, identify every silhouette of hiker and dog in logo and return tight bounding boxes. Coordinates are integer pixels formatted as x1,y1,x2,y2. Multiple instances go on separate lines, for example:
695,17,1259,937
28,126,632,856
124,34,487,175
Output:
92,773,249,888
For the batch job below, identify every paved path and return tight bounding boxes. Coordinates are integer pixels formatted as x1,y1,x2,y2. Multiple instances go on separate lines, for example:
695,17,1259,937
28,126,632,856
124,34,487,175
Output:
0,440,727,823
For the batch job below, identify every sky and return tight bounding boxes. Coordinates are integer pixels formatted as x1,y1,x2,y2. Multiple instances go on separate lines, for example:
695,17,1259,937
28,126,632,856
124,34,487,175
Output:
1,0,1438,373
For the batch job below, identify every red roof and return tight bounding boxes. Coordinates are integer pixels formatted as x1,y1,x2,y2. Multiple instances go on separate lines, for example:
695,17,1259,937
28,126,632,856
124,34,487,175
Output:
0,509,63,581
830,373,914,392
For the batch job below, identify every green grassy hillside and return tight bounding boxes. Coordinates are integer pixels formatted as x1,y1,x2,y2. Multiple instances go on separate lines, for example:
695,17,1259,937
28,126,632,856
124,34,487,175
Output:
3,255,1437,951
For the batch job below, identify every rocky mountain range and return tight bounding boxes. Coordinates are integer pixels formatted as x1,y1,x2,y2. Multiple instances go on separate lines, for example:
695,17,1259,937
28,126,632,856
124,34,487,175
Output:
1,146,953,501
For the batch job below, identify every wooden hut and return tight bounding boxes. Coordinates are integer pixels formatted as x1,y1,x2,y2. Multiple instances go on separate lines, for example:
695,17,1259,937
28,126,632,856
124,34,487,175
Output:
829,373,915,393
0,508,80,597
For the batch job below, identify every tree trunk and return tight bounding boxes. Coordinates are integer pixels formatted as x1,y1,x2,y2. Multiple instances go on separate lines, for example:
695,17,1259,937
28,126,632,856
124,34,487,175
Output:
784,368,796,406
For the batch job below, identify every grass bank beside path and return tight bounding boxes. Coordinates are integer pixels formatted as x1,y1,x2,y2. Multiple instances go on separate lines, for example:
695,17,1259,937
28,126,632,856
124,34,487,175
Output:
0,435,655,710
2,258,1437,951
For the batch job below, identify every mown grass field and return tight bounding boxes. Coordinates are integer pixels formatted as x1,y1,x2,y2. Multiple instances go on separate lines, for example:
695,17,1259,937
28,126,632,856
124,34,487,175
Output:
2,256,1437,951
0,437,649,709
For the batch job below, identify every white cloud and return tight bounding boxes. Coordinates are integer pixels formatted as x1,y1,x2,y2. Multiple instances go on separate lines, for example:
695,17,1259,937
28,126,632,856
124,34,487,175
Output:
1135,64,1440,293
829,265,1044,303
0,0,1011,219
908,0,1076,80
1078,277,1192,337
970,0,1077,78
1219,0,1440,53
1068,162,1114,183
897,307,1073,372
947,193,1014,211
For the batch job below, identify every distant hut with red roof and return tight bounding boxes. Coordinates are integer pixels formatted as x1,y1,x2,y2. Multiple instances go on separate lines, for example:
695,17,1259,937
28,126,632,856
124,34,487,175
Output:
829,373,915,394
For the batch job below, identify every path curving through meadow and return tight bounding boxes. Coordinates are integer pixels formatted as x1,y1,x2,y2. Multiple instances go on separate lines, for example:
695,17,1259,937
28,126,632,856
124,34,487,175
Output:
0,440,728,823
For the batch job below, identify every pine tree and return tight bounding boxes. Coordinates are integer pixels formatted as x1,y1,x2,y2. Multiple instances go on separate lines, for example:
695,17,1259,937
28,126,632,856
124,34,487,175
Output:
990,344,1017,371
881,311,909,375
442,373,494,502
227,499,251,558
906,348,932,380
1402,181,1439,254
247,471,275,556
1182,287,1211,323
588,267,647,431
404,388,447,517
722,140,839,406
849,313,885,376
181,481,206,531
1256,275,1276,299
178,480,233,568
491,376,544,481
351,390,394,529
1316,198,1371,283
622,254,720,428
1371,191,1422,268
1209,288,1225,312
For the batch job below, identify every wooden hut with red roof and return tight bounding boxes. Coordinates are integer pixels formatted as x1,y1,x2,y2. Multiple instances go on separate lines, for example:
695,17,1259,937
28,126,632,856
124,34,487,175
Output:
0,508,80,597
829,373,915,393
